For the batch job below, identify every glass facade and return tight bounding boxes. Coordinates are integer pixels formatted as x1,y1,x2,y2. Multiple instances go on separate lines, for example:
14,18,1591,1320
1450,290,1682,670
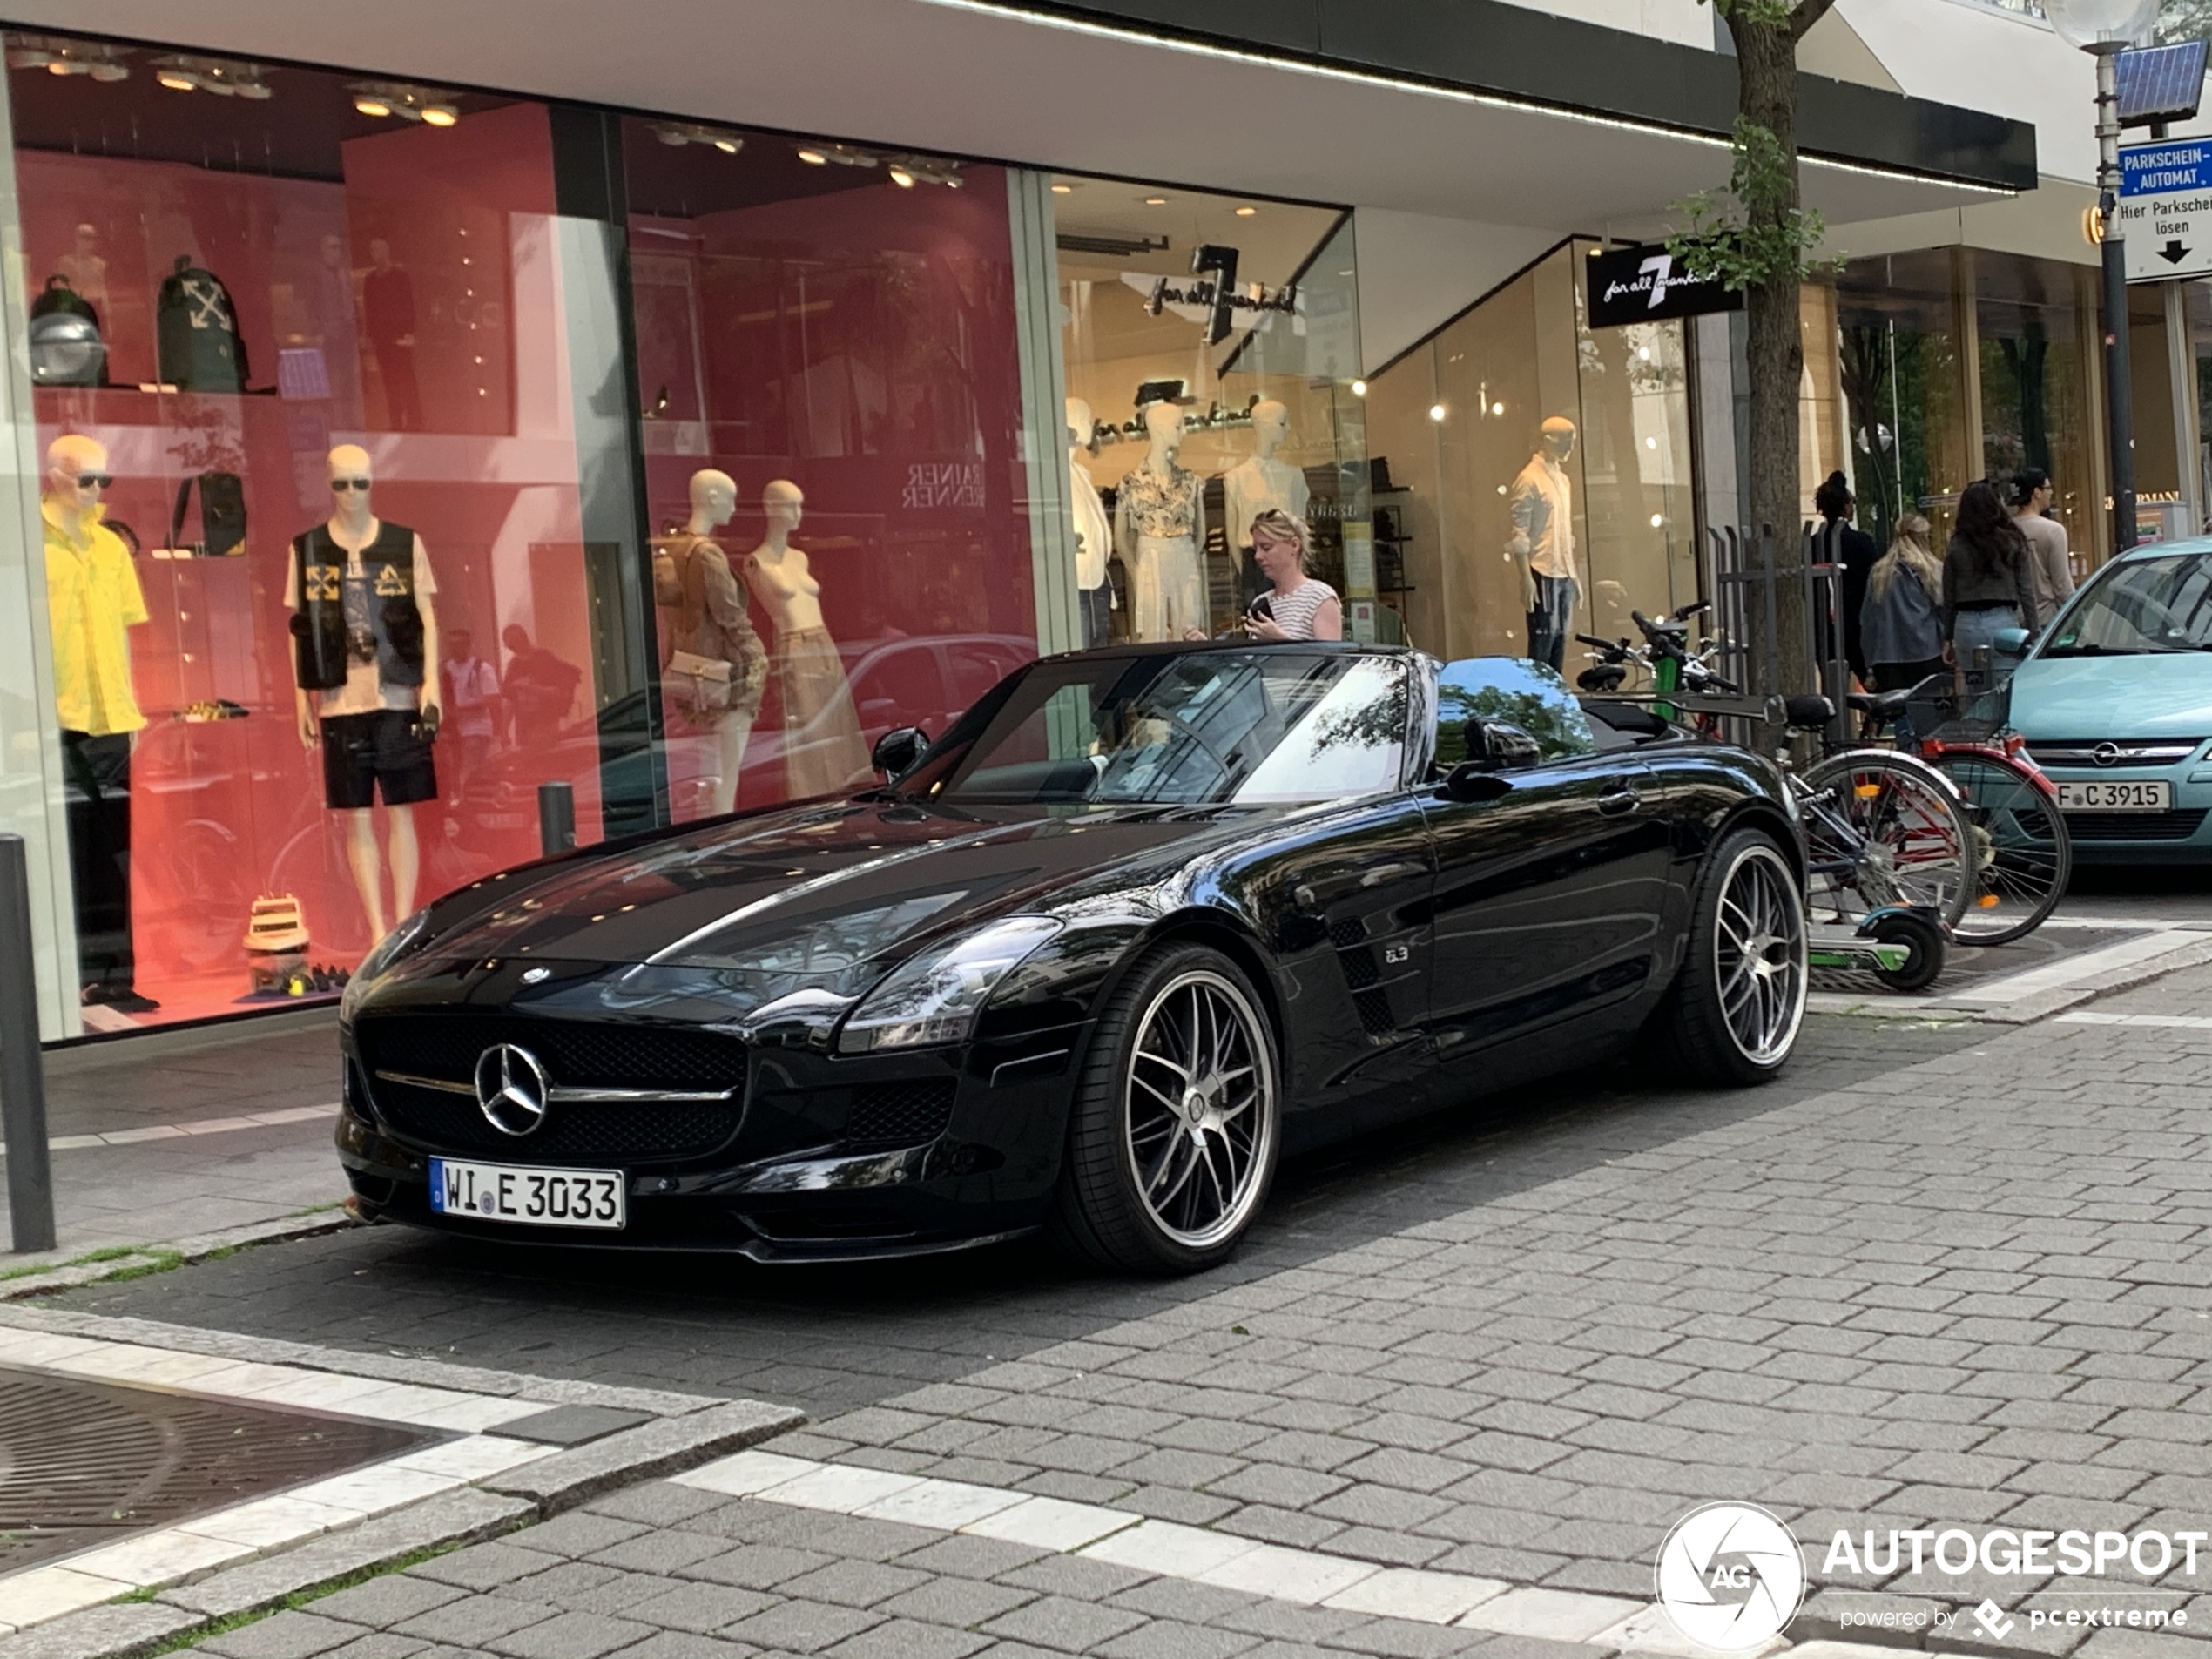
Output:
0,28,1375,1040
1979,253,2097,561
1363,241,1696,664
1833,250,1969,554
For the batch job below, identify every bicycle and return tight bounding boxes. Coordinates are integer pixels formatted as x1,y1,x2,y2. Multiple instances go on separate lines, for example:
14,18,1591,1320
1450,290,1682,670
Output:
1850,673,2070,947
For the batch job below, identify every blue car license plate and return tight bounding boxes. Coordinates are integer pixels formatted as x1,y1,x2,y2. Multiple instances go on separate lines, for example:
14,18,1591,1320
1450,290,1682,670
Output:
428,1157,625,1229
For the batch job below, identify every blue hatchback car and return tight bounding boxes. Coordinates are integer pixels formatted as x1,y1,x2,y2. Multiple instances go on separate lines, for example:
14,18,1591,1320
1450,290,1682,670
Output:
2008,536,2212,862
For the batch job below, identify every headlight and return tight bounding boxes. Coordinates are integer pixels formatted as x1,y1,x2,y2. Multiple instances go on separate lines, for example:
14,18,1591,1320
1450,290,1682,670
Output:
836,916,1062,1055
341,907,433,1022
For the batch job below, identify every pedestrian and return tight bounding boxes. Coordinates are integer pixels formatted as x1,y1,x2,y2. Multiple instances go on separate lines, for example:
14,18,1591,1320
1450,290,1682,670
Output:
502,624,583,748
1813,470,1878,685
1184,509,1340,641
2008,467,2074,622
1859,512,1946,694
1942,479,2040,672
441,627,501,791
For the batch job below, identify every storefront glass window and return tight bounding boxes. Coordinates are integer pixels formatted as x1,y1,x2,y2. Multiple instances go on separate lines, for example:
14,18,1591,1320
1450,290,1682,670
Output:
1365,242,1696,666
1051,181,1365,644
1834,250,1966,553
1977,253,2097,559
6,33,644,1032
623,127,1042,824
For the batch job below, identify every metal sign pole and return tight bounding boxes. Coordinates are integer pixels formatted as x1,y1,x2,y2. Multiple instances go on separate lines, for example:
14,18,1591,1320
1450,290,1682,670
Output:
0,834,56,1254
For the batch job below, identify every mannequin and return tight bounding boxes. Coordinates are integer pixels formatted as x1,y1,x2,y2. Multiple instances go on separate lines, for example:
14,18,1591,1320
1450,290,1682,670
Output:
1114,399,1205,642
658,469,767,816
1067,397,1113,648
44,434,156,1013
1507,416,1581,674
742,480,867,799
286,444,441,941
1221,399,1310,602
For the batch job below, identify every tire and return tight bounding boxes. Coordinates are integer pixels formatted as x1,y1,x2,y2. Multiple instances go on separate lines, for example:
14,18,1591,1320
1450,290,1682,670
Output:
1051,942,1281,1276
1645,828,1808,1087
1925,750,2071,946
1798,749,1974,929
1870,910,1946,992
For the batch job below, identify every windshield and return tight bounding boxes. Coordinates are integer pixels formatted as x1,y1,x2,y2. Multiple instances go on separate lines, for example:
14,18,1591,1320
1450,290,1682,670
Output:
2044,554,2212,655
905,649,1410,806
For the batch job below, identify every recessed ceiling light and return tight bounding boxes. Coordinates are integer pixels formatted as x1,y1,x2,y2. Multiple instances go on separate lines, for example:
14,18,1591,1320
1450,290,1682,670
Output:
1051,183,1073,194
1143,196,1167,206
798,148,827,165
421,104,457,126
889,165,916,188
1491,401,1505,415
1234,206,1257,216
1429,403,1447,422
354,94,391,117
712,137,739,153
1649,513,1665,528
1350,380,1367,397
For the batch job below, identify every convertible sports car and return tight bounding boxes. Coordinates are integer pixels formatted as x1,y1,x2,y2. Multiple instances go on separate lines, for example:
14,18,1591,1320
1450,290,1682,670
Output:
336,643,1808,1274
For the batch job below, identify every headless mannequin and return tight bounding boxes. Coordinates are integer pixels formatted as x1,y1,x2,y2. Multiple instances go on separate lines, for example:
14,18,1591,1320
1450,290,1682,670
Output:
1221,400,1310,584
744,480,867,796
1066,397,1112,648
293,444,440,939
1116,401,1205,642
1507,417,1581,674
671,468,758,816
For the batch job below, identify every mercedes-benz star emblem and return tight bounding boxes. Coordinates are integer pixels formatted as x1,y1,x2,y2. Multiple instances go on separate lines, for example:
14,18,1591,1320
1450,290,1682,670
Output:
2093,741,2123,768
474,1043,550,1136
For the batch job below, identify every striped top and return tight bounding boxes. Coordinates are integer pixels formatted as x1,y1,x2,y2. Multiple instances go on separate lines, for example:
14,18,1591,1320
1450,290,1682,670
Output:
1260,578,1339,640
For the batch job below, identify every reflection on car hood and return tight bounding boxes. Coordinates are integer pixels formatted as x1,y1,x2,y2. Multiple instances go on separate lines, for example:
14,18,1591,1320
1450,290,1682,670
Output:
2013,654,2212,740
408,797,1282,982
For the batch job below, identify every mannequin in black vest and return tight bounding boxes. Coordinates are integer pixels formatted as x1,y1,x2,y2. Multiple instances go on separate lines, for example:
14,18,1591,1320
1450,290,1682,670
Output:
287,443,442,942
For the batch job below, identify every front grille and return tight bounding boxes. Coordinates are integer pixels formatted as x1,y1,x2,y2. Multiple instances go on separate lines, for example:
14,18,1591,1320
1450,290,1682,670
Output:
2064,808,2209,841
2031,739,2202,766
371,1079,742,1163
843,1081,956,1151
356,1015,745,1089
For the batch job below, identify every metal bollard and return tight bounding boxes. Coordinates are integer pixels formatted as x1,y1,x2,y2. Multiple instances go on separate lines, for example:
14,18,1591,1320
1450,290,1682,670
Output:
0,834,56,1253
537,781,577,856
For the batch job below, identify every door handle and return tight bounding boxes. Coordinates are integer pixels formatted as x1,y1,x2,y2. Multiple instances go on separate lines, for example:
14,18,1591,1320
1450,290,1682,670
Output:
1598,783,1642,816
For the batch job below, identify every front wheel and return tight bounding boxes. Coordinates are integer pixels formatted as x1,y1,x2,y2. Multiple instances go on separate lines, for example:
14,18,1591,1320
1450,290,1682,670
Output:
1925,750,2070,946
1647,828,1808,1086
1052,943,1281,1276
1799,749,1973,929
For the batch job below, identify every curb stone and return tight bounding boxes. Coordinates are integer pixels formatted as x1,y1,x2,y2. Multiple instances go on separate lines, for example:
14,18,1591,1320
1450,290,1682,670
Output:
479,1399,808,1514
0,1605,200,1659
0,1215,351,1301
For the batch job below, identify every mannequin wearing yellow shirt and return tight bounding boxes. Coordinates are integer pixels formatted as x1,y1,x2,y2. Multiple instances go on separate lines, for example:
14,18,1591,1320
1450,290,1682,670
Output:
44,433,158,1013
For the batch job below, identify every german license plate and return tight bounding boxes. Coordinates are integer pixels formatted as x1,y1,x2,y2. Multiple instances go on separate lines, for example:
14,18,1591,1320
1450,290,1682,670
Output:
2056,779,2171,812
428,1157,625,1229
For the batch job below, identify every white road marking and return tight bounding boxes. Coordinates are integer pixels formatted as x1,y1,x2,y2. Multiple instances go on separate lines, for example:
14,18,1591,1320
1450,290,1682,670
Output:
1,1103,338,1156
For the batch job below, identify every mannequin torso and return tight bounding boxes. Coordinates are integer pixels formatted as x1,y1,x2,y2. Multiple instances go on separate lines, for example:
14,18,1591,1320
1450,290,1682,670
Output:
743,537,826,637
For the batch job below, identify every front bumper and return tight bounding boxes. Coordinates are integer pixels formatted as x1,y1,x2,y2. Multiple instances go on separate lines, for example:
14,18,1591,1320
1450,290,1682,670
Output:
336,1018,1089,1261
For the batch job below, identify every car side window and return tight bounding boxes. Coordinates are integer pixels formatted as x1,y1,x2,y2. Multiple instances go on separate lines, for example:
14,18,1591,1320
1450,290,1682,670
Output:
1433,658,1598,770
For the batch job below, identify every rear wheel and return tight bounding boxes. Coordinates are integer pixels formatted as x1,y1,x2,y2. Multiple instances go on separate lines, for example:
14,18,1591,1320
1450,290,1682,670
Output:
1925,750,2070,946
1052,942,1280,1276
1869,909,1946,992
1647,828,1807,1086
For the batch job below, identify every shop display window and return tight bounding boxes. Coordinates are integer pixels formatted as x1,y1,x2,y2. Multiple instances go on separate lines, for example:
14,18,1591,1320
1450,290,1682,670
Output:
622,126,1040,822
1051,179,1366,645
1977,253,2098,561
1835,251,1969,554
1365,242,1696,667
10,34,637,1031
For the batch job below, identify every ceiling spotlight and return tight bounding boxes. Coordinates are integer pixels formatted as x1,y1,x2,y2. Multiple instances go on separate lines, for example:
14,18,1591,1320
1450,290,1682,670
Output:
713,137,739,154
1350,380,1367,397
882,154,964,188
354,94,390,117
1491,401,1505,415
796,141,880,170
1234,206,1258,217
11,37,132,80
348,79,463,125
156,69,195,91
421,103,456,126
1649,513,1665,528
798,148,827,165
1429,403,1447,422
150,55,270,96
1143,196,1168,206
1050,183,1073,194
888,165,915,188
649,120,740,152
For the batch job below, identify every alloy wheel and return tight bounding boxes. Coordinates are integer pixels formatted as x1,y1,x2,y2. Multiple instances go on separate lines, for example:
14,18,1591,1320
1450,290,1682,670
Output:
1123,969,1277,1251
1715,843,1807,1068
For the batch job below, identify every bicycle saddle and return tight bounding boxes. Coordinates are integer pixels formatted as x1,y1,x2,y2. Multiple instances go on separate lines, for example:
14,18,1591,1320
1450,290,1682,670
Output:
1844,688,1912,717
1783,694,1835,730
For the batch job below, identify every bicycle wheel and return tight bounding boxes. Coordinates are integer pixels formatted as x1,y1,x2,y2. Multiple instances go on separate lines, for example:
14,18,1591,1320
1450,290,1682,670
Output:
1925,749,2071,946
1798,749,1973,929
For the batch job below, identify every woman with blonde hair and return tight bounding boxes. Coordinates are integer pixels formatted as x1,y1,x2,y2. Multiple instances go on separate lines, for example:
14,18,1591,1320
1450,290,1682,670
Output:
1183,509,1341,642
1859,512,1946,693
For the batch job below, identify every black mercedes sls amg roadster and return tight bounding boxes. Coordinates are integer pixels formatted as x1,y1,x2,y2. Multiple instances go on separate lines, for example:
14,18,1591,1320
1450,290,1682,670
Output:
336,643,1806,1273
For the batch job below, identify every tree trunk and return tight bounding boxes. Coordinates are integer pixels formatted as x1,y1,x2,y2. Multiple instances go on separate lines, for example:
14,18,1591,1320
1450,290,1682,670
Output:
1731,14,1812,696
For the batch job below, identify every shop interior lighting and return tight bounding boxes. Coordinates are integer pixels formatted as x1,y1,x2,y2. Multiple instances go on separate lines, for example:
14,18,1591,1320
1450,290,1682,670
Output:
796,142,880,169
1143,196,1168,206
888,165,915,188
7,37,131,80
149,55,272,98
1428,402,1447,422
885,154,963,188
1050,182,1075,194
1234,206,1258,216
348,80,462,125
651,121,743,153
1350,380,1366,397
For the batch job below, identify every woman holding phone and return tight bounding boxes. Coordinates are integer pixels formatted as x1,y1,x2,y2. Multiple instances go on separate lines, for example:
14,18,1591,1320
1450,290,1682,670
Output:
1186,509,1340,642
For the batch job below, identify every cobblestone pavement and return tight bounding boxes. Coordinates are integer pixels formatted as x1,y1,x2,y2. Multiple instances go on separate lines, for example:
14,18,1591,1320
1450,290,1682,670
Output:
40,962,2212,1657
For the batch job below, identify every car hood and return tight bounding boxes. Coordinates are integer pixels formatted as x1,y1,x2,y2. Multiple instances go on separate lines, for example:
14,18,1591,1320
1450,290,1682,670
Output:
2013,653,2212,740
398,795,1289,988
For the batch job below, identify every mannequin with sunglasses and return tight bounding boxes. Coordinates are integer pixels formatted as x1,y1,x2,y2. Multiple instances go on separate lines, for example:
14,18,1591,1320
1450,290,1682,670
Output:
284,444,442,941
44,433,158,1014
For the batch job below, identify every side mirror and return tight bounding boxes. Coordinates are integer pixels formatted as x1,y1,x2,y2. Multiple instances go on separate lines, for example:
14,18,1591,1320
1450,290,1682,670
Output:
1473,720,1541,772
1992,626,2032,657
872,725,929,781
1440,762,1514,805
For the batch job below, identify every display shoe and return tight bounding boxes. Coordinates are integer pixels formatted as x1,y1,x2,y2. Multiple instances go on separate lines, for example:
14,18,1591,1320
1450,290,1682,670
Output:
83,984,161,1014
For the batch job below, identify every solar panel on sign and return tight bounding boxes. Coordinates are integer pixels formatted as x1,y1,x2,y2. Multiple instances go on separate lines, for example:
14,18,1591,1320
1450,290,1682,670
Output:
2118,39,2209,126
